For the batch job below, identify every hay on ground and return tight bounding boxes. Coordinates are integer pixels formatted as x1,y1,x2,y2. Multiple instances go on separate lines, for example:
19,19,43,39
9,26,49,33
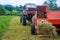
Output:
37,20,57,37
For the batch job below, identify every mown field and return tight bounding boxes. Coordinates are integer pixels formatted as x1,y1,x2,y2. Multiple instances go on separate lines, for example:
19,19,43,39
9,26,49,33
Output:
0,16,12,40
0,16,60,40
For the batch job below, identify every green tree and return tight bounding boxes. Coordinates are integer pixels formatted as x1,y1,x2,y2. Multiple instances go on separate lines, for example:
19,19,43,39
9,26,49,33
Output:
0,5,5,15
15,5,23,11
4,5,14,11
43,1,47,5
48,0,57,10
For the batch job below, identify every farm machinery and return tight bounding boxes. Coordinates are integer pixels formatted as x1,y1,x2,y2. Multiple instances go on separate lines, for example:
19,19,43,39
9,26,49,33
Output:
20,3,36,25
20,2,60,37
31,5,60,36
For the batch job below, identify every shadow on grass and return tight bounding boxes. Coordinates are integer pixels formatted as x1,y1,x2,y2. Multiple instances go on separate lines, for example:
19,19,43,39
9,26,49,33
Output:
57,31,60,36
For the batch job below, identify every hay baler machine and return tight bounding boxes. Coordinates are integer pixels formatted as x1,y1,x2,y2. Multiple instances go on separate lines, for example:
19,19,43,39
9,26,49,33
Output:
31,5,60,36
20,3,36,25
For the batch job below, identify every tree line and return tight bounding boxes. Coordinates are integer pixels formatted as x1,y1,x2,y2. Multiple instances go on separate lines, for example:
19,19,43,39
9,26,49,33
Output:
44,0,60,10
0,5,23,15
0,0,60,15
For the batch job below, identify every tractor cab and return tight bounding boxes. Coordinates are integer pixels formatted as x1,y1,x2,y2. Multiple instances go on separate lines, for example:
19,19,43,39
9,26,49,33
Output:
20,3,36,25
24,3,36,10
24,3,36,14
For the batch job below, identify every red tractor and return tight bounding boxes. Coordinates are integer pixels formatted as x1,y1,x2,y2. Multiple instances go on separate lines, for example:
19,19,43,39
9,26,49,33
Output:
20,3,36,25
31,5,60,35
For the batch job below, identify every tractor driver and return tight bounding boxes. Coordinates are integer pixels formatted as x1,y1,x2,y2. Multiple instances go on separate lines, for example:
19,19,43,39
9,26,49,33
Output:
37,10,46,18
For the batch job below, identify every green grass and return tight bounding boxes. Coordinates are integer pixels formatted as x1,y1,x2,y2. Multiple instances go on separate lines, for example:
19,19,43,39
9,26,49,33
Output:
0,16,12,39
2,16,60,40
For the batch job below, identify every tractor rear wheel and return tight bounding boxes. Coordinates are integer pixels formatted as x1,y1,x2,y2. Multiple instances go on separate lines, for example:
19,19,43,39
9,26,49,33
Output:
20,16,22,23
22,16,26,25
31,23,35,35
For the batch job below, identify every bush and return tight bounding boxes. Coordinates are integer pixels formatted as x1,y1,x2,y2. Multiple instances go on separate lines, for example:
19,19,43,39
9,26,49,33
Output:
0,5,5,15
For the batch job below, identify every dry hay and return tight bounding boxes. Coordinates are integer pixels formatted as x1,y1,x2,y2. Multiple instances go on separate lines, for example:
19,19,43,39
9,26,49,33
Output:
37,20,58,38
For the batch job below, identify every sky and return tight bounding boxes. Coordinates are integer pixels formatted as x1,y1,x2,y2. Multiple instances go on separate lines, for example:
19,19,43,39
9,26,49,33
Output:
0,0,60,6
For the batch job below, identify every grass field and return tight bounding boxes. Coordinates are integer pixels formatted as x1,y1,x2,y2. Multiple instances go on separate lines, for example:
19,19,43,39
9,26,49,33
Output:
0,16,12,40
1,16,60,40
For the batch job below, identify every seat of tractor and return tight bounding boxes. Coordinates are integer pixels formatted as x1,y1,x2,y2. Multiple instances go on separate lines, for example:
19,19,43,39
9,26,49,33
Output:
37,11,47,18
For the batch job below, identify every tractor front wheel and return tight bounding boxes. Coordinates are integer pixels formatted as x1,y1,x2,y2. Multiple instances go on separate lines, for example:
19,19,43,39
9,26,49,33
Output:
31,23,35,35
